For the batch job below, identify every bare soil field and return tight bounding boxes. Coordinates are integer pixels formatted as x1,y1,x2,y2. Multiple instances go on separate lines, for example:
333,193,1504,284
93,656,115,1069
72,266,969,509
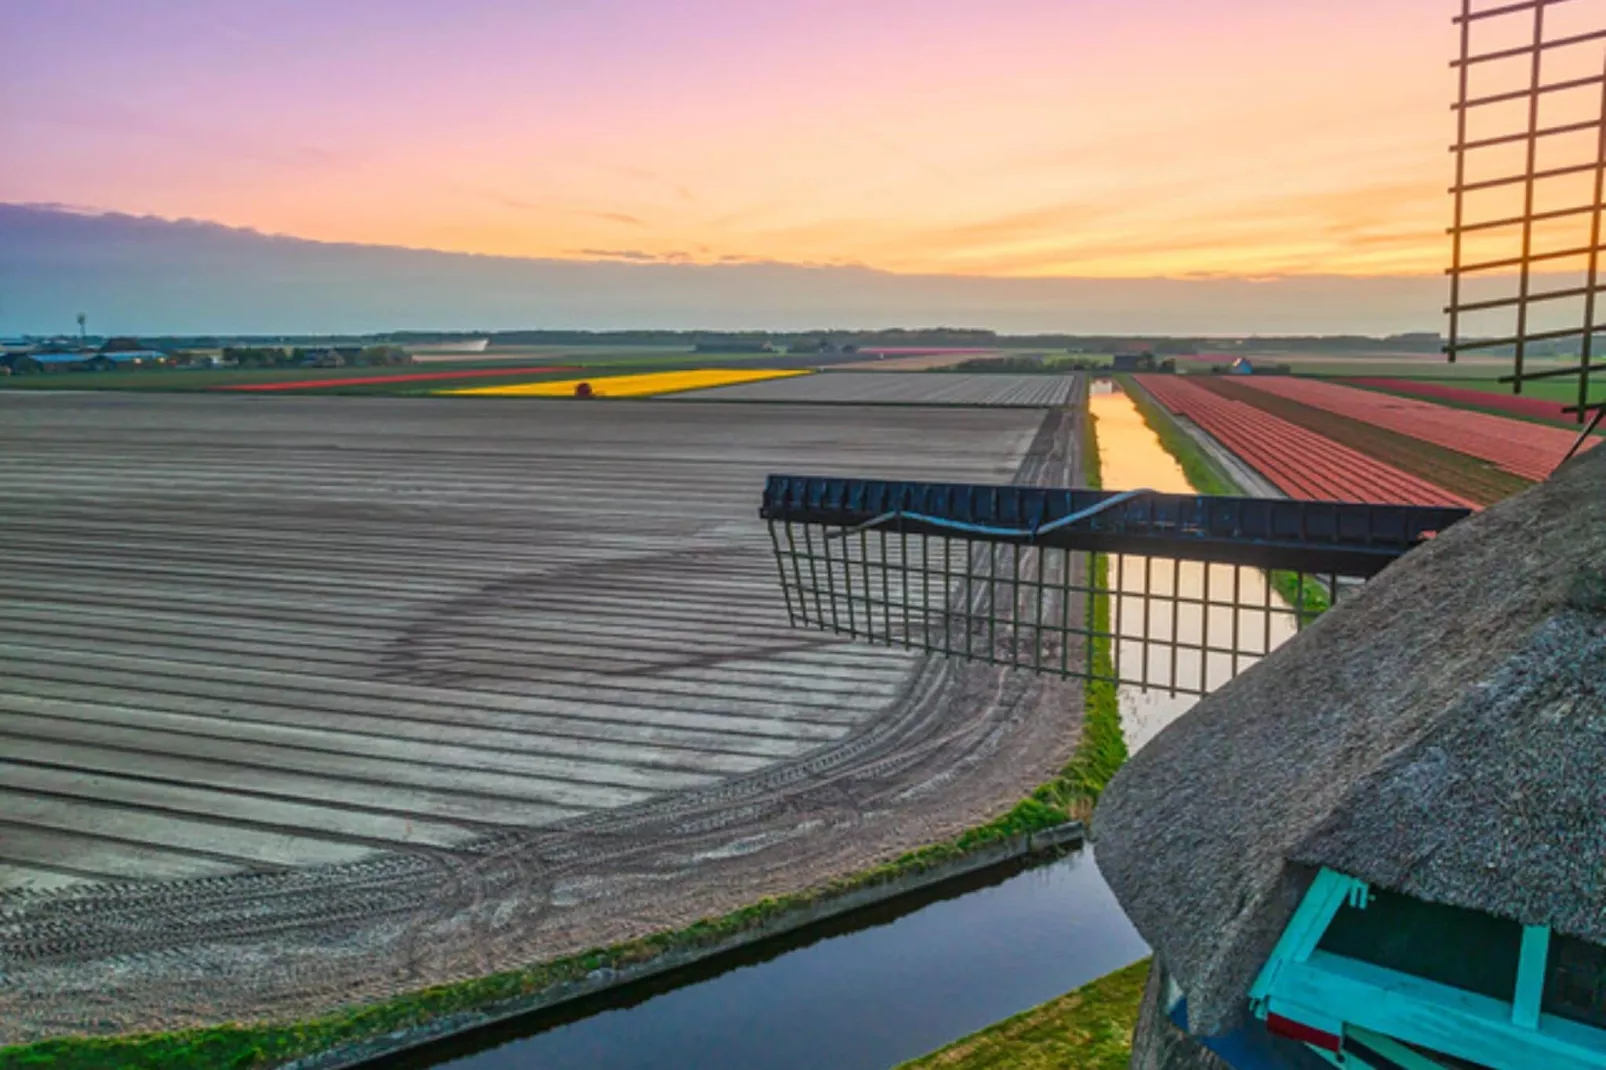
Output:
0,392,1085,1042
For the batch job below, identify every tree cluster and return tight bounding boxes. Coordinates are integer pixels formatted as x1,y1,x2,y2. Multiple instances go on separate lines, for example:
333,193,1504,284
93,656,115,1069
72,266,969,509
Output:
222,345,412,368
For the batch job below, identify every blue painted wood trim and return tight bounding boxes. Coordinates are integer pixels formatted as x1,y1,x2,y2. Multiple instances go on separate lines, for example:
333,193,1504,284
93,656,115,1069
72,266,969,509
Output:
1248,868,1368,1010
1515,925,1551,1030
1266,950,1606,1070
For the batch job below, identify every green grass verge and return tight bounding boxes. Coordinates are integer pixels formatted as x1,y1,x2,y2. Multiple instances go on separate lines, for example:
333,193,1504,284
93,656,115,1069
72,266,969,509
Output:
1070,548,1125,812
893,958,1150,1070
1117,376,1329,618
1065,402,1128,814
0,401,1130,1070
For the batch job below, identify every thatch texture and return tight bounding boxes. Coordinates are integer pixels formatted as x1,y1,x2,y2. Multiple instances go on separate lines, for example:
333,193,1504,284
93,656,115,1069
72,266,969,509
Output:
1093,445,1606,1034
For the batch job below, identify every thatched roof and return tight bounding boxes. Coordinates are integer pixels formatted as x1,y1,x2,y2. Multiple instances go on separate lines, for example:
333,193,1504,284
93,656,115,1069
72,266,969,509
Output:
1092,444,1606,1036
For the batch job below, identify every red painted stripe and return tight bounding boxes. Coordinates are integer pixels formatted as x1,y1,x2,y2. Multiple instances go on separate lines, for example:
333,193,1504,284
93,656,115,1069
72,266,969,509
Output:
1266,1013,1342,1052
213,365,579,391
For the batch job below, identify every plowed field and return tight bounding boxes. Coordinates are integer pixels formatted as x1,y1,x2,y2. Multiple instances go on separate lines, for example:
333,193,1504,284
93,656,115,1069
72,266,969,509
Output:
0,392,1084,1043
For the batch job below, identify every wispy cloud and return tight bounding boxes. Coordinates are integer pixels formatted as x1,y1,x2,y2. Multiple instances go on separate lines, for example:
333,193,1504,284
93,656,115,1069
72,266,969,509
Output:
576,209,649,228
574,248,659,261
16,200,110,216
571,247,696,263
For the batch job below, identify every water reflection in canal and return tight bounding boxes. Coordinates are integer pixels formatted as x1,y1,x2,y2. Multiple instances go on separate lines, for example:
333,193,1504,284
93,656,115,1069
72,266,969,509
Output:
408,850,1145,1070
1090,381,1297,751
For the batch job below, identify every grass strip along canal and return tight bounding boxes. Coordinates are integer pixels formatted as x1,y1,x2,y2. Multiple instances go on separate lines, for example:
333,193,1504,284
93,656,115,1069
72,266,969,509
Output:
897,959,1151,1070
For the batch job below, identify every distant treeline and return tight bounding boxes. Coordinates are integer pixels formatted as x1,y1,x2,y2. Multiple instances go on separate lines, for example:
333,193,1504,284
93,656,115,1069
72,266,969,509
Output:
223,345,411,368
950,354,1117,373
127,329,1454,353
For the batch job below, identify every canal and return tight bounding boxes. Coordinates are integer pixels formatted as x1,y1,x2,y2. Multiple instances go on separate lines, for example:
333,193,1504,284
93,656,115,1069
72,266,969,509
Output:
396,383,1294,1069
400,850,1144,1070
1090,380,1297,748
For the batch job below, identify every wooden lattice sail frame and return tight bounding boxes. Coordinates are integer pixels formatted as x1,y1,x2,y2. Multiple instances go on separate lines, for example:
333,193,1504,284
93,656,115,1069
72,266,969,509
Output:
1446,0,1606,452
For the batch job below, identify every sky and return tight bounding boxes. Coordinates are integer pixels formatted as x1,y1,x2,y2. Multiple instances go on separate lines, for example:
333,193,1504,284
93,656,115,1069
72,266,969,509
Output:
1,0,1463,284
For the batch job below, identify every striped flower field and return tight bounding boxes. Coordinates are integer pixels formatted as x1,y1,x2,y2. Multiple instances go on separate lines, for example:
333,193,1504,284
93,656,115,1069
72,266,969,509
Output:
442,368,810,398
1234,376,1591,482
1349,377,1591,426
1136,376,1476,508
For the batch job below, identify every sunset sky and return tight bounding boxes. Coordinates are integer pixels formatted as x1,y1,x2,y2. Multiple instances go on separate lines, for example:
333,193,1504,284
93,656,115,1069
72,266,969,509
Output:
2,0,1462,281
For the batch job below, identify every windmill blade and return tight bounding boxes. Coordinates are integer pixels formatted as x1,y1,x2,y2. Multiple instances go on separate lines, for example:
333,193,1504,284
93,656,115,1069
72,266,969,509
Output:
1446,0,1606,431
